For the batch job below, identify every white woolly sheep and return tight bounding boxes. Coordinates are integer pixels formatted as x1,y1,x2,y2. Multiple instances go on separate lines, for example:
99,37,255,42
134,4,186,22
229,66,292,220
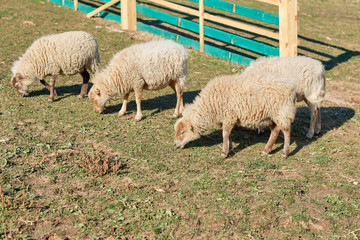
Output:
11,31,100,101
244,56,326,139
174,71,297,158
89,39,188,121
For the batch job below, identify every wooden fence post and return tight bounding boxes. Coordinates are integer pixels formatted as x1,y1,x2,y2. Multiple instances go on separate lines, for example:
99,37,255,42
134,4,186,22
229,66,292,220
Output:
74,0,78,11
279,0,298,57
121,0,137,31
199,0,205,52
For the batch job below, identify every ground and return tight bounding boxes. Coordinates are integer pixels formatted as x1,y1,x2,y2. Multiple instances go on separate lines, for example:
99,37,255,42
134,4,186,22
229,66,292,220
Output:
0,0,359,239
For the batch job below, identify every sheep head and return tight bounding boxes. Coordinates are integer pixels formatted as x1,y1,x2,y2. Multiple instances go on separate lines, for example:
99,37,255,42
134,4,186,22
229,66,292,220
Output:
11,73,30,97
89,84,109,113
174,117,200,149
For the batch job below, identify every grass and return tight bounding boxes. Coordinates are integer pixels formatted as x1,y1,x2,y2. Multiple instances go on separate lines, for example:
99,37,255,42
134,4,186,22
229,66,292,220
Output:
0,0,359,239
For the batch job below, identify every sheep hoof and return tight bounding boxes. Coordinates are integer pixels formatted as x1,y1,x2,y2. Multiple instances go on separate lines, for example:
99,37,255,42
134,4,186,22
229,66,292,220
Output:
48,98,54,102
221,152,228,158
77,94,86,99
172,114,179,118
282,153,288,158
305,132,314,139
134,115,142,122
118,111,125,117
261,151,268,156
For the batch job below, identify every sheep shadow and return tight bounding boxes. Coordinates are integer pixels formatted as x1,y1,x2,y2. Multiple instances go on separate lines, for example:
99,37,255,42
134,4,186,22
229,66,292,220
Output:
183,106,355,158
28,83,93,101
102,90,201,115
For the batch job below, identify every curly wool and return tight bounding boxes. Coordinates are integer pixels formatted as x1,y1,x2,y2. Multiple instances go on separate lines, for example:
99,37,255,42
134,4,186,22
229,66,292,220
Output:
182,71,297,135
11,31,100,80
92,39,187,97
245,56,326,104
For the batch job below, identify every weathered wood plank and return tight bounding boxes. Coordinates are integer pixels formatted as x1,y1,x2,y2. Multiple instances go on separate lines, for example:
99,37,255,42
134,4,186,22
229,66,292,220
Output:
279,0,297,56
86,0,120,18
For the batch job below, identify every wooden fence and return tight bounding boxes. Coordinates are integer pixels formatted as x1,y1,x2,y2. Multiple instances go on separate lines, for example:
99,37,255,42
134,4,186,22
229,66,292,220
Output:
49,0,298,65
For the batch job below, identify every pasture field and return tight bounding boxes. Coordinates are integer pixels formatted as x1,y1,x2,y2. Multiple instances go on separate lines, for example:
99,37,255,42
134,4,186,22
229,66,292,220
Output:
0,0,359,239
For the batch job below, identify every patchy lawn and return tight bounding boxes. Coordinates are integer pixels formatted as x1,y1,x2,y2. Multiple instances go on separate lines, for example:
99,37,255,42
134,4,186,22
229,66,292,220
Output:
0,0,359,239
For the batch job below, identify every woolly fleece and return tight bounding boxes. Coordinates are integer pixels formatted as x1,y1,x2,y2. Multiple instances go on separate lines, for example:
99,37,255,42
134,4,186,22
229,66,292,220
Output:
245,56,326,138
175,71,297,157
89,39,187,120
12,31,100,80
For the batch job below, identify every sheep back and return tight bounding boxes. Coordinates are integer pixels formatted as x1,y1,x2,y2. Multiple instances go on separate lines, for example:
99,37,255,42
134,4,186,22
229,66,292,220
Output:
183,71,297,133
246,56,326,104
11,31,100,79
94,39,188,96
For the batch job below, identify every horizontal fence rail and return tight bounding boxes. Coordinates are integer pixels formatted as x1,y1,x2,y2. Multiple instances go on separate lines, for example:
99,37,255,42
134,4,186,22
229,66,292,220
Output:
48,0,297,65
188,0,279,25
145,0,279,39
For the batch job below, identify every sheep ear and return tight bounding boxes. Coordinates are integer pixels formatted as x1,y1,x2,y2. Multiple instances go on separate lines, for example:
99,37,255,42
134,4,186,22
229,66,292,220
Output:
11,74,22,87
14,73,23,80
15,73,22,78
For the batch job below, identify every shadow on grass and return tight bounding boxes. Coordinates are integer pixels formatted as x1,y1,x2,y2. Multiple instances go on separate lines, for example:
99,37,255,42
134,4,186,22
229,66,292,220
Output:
298,35,360,71
183,106,355,158
102,90,201,115
29,83,200,116
28,83,94,101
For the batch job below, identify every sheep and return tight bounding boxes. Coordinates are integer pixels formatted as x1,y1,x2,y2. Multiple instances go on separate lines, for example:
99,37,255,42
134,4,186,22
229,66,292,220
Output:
244,56,326,139
89,39,188,121
174,70,297,158
11,31,100,101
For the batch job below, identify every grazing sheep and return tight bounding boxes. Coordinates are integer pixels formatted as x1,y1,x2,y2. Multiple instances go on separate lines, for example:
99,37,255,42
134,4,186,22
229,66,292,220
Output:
89,39,188,121
11,31,100,101
174,71,297,158
245,56,326,139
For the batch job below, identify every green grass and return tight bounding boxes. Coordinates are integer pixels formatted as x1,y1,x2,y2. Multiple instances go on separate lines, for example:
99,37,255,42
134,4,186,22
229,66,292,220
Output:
0,0,359,239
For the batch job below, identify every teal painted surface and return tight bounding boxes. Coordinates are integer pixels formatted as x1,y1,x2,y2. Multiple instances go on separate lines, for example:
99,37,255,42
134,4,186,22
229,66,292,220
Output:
205,44,252,65
49,0,62,5
137,4,198,33
137,4,279,56
204,25,279,56
48,0,261,65
137,22,252,65
137,22,200,50
137,4,179,27
234,4,278,25
77,4,98,14
188,0,279,25
63,0,73,8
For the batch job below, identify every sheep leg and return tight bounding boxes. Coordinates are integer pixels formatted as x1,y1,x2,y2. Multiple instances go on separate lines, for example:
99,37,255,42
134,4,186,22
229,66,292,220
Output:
262,124,280,156
305,99,317,139
48,76,57,102
282,129,291,158
134,88,143,121
40,79,50,91
221,124,234,158
118,93,129,117
40,79,57,95
78,69,90,98
169,81,184,118
315,104,321,135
